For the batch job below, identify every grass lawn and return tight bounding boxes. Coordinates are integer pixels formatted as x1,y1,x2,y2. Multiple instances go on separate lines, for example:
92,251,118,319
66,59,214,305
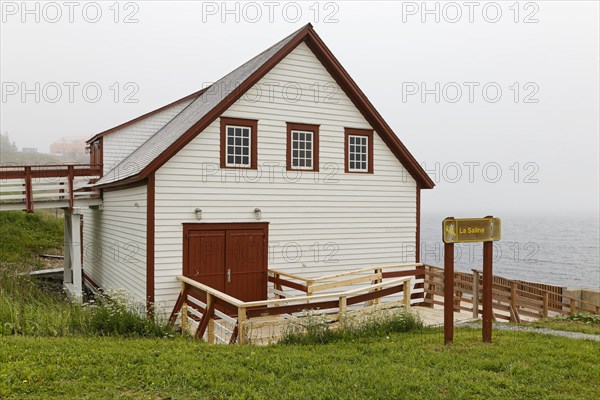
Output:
0,211,63,266
523,316,600,335
1,328,599,399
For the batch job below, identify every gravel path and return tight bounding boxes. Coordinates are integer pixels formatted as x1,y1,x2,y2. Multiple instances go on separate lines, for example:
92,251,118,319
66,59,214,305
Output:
460,323,600,342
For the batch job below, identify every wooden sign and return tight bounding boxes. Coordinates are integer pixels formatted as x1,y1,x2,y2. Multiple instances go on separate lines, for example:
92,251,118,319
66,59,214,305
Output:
443,217,501,244
443,216,500,345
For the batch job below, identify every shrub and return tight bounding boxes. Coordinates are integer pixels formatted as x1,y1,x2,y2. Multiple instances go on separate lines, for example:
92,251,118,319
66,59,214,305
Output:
564,312,600,325
280,308,423,345
0,268,174,338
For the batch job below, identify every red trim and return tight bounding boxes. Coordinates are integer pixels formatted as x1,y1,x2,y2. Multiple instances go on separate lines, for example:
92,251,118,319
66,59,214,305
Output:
344,128,374,174
219,117,258,170
86,88,209,144
89,138,104,177
286,122,320,172
82,271,101,291
303,28,434,188
67,166,74,210
146,173,155,316
416,183,421,263
0,164,101,180
24,167,33,213
97,25,434,190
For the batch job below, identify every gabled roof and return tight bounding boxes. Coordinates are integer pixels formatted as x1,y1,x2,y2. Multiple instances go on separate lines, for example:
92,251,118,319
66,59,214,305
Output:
86,88,209,144
96,24,435,189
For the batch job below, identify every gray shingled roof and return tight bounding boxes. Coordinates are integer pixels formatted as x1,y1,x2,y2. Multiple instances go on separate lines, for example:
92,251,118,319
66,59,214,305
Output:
96,26,304,186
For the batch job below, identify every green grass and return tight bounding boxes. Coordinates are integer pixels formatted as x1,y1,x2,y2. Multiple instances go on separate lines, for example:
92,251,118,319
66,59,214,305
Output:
281,309,423,345
0,328,599,399
523,313,600,335
0,268,175,338
0,211,64,266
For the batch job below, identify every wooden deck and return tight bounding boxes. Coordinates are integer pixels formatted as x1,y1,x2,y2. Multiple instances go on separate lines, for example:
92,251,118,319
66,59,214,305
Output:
0,164,102,212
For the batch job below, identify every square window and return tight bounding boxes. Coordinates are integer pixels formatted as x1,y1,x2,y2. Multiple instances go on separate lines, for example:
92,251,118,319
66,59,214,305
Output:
224,124,252,168
289,128,316,171
347,133,370,172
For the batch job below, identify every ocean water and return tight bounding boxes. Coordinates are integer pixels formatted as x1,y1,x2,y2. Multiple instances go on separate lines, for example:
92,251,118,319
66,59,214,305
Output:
420,214,600,290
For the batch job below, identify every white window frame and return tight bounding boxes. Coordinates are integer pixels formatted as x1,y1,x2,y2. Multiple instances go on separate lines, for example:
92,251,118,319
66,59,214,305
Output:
290,130,314,170
225,125,252,168
348,134,369,172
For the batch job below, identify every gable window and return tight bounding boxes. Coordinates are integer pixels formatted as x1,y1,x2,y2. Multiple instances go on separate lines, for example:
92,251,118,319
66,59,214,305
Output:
287,123,319,172
345,128,374,173
220,117,258,169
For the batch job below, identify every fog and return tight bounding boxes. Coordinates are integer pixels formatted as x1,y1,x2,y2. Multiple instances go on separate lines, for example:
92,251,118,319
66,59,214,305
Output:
1,1,598,216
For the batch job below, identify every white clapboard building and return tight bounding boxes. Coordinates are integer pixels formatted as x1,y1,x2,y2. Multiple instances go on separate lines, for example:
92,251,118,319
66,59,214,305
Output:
83,24,435,313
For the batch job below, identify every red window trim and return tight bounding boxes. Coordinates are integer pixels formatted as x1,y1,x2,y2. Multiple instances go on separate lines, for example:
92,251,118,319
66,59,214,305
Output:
344,128,374,174
286,122,320,172
220,117,258,170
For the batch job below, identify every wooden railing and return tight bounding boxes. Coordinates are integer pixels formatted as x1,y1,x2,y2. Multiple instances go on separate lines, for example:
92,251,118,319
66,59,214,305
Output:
269,262,425,297
169,269,415,344
0,164,102,212
422,264,600,321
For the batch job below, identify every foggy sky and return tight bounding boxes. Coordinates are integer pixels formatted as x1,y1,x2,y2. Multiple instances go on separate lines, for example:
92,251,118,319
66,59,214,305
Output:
1,1,599,217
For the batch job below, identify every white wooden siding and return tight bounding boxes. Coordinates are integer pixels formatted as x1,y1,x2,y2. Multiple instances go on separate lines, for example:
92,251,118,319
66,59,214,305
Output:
102,98,196,174
82,184,147,303
153,43,417,309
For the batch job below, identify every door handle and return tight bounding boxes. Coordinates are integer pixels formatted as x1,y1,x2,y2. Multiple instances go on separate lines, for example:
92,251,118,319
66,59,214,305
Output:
227,268,231,283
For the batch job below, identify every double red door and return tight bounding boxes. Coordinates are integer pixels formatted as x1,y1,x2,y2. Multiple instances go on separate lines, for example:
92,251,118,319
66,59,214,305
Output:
183,223,268,302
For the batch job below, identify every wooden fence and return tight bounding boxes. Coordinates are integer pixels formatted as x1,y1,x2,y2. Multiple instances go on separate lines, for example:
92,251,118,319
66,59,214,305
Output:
0,164,102,212
169,266,416,344
422,264,600,321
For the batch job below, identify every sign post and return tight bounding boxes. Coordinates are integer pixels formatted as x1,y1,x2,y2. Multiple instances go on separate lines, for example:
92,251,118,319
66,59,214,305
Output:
442,216,501,345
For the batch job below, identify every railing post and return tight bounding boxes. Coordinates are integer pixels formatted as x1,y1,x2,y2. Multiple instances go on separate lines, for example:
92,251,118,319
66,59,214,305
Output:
180,282,187,335
472,270,480,318
206,293,215,344
24,166,33,213
543,292,549,317
570,299,577,315
339,296,347,323
510,281,520,323
237,307,247,344
274,273,281,299
67,165,74,210
424,265,434,308
403,280,411,308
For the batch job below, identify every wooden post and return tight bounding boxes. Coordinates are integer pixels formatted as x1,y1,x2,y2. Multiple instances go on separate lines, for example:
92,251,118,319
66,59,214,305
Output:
424,265,434,308
24,166,33,213
543,292,549,317
454,280,462,312
237,307,247,344
403,280,411,309
206,293,215,344
482,241,493,343
570,299,577,315
444,240,455,345
472,270,480,318
274,273,281,299
374,268,382,305
339,296,347,323
510,281,519,323
67,165,74,210
180,282,187,335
